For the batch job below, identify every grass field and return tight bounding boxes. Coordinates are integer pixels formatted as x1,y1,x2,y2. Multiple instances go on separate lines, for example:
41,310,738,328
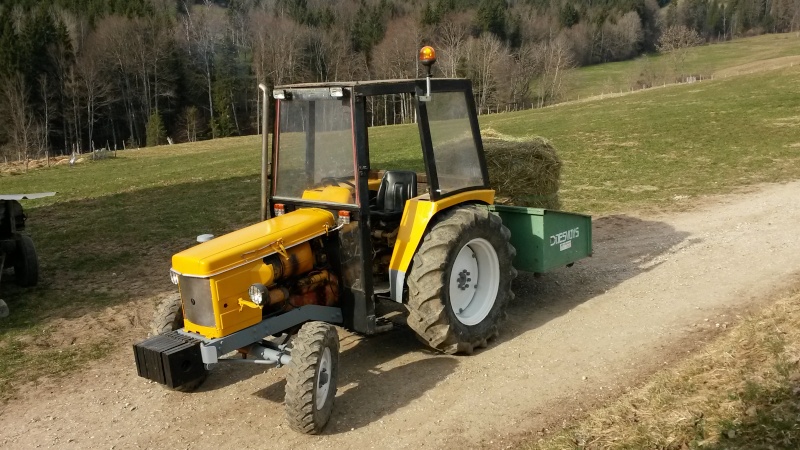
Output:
2,50,800,399
565,32,800,100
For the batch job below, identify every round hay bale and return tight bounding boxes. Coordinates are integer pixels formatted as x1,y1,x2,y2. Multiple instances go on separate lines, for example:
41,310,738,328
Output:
481,129,561,209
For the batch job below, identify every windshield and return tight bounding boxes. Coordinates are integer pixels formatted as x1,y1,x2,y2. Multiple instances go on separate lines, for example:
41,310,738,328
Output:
274,97,356,203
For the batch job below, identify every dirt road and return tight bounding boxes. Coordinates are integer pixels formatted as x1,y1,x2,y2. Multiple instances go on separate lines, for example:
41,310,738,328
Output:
2,182,800,449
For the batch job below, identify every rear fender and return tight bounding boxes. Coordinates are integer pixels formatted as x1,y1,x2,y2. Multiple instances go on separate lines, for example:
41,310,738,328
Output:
387,189,495,302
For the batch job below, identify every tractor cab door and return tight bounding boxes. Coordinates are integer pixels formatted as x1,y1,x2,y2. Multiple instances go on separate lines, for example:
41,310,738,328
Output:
270,89,377,335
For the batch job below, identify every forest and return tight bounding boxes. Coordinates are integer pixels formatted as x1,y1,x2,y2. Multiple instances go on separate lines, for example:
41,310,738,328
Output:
0,0,798,161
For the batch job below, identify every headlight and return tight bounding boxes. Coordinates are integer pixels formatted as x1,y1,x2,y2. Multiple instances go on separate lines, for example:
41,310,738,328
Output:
249,283,268,305
169,269,180,285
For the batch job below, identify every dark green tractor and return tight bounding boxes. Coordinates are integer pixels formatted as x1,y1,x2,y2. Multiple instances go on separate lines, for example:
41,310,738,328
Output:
0,193,54,318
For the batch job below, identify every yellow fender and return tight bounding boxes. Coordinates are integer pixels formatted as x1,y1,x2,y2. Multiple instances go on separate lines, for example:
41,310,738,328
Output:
388,189,495,302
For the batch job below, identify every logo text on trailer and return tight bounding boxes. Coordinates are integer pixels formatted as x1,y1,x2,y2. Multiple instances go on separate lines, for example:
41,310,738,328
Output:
550,227,580,251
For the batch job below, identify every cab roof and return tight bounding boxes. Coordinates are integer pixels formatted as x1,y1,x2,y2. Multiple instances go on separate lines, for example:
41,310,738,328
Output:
275,78,472,97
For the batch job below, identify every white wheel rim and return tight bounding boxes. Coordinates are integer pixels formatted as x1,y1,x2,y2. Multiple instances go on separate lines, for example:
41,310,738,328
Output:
448,238,500,326
315,347,332,410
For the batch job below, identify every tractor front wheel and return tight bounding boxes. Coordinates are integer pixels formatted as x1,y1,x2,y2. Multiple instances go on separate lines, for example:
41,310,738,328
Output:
406,205,516,354
285,321,340,434
150,293,207,392
150,293,185,336
13,234,39,287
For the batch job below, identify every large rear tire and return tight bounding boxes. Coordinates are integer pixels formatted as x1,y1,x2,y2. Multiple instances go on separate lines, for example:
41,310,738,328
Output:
406,205,516,354
150,293,206,392
13,234,39,287
285,321,339,434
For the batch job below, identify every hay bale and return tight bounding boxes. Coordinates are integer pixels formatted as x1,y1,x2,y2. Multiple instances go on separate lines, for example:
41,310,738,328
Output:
481,128,561,209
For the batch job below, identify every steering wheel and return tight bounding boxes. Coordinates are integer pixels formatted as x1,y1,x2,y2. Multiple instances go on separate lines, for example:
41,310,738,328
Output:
320,177,356,188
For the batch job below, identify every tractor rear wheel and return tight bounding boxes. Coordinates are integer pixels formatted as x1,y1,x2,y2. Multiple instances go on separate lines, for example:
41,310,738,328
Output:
406,205,516,354
285,321,339,434
13,234,39,287
150,293,207,392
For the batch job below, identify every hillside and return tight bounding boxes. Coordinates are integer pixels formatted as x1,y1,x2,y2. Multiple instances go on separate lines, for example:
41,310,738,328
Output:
566,32,800,100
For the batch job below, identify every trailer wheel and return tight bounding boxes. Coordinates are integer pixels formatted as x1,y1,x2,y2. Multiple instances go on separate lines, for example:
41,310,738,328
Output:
285,321,339,434
13,234,39,287
407,205,516,354
150,293,206,392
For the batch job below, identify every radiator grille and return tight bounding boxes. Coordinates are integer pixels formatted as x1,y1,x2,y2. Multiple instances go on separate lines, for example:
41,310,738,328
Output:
179,276,215,327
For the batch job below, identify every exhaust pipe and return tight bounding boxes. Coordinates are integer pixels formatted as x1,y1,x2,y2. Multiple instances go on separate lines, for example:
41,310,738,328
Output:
258,83,271,222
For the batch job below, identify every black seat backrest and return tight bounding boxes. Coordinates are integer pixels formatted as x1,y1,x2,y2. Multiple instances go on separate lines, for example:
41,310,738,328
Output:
377,171,418,214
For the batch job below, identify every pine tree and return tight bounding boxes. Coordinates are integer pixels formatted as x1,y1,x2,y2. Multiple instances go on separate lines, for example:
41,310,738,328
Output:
422,2,440,26
350,1,388,56
0,8,20,79
476,0,507,40
559,4,580,28
146,110,167,147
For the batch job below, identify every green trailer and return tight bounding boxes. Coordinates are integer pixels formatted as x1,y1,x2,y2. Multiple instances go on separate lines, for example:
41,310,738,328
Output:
489,205,592,273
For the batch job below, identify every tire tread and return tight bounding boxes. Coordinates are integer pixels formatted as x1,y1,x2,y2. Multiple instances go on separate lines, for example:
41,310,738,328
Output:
285,322,339,434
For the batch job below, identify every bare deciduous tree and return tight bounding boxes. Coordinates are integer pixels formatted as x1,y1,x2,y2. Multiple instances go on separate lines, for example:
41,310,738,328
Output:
436,12,471,78
181,0,226,136
179,106,202,143
307,27,355,82
372,16,421,79
658,25,704,77
466,34,506,114
497,44,538,111
533,36,575,107
372,16,423,124
75,34,112,149
249,11,307,87
1,73,39,168
601,12,644,62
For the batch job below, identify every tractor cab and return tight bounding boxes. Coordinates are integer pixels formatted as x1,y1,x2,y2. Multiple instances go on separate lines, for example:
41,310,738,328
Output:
268,76,494,335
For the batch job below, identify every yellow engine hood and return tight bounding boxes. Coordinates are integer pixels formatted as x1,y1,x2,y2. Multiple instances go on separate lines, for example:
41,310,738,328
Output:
172,208,335,277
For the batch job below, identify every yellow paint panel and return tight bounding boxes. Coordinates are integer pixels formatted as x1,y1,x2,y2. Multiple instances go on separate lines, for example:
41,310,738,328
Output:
180,263,263,338
172,208,335,277
183,319,218,338
301,186,353,204
219,308,260,333
389,190,495,275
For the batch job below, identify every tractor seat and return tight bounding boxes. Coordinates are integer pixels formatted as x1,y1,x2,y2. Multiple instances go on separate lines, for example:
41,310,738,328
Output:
371,171,417,221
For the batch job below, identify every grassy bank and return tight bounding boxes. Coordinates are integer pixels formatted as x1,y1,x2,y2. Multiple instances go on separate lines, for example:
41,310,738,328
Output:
527,287,800,449
566,32,800,101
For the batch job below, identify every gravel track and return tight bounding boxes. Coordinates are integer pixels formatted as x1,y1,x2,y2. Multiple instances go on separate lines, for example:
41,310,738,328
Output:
2,181,800,449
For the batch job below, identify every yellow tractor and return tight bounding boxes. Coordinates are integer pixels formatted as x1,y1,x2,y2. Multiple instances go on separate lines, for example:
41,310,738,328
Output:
133,47,592,433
